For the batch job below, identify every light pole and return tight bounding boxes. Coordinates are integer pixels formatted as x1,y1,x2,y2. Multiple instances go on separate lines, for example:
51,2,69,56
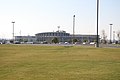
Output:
113,31,115,43
109,24,113,43
58,26,60,32
57,26,60,42
96,0,99,47
73,15,75,44
12,21,15,43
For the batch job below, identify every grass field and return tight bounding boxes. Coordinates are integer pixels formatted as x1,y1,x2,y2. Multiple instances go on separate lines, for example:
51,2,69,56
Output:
0,45,120,80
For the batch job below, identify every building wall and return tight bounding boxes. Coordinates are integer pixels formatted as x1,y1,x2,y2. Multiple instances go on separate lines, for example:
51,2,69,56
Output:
15,31,98,44
35,31,98,43
35,31,70,43
15,36,36,42
73,35,97,43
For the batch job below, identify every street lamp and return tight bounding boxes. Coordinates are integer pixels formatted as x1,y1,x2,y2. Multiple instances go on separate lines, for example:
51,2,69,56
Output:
96,0,99,47
73,15,75,44
109,24,113,43
57,26,60,42
113,31,115,43
58,26,60,32
12,21,15,43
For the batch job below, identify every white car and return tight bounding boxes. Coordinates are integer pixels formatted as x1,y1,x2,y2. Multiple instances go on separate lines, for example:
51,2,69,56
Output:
90,42,95,44
59,42,64,44
0,42,2,44
83,42,86,44
64,42,69,44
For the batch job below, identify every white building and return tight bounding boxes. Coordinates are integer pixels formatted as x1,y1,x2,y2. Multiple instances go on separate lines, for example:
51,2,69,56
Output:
35,31,98,43
15,36,36,43
15,31,99,44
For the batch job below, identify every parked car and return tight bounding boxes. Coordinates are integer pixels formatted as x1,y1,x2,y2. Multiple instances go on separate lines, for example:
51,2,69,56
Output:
26,42,33,44
0,42,2,44
14,41,20,44
64,42,69,44
90,42,95,45
59,42,64,44
83,42,86,44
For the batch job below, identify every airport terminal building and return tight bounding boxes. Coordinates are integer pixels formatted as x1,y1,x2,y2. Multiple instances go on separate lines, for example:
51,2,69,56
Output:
15,30,98,44
35,31,70,43
35,31,98,43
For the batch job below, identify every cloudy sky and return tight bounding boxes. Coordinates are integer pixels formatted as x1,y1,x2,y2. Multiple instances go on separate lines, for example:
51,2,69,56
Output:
0,0,120,39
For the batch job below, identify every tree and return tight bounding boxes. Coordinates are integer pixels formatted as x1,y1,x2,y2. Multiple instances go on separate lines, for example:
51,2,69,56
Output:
68,39,72,44
83,40,88,42
52,37,59,44
101,30,107,44
19,39,23,42
23,39,28,42
73,39,78,43
10,40,14,43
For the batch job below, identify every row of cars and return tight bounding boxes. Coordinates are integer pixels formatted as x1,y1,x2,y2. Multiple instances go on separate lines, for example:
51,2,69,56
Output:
59,42,96,45
14,41,96,45
0,41,34,44
0,40,96,45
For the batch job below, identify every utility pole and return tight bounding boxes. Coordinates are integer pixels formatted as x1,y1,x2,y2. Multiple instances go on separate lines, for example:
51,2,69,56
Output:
96,0,99,47
109,24,113,43
73,15,75,44
57,26,60,42
58,26,60,32
20,30,21,36
113,31,115,43
12,21,15,43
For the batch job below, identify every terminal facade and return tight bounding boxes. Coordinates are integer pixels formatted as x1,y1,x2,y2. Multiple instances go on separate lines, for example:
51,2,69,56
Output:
15,30,98,44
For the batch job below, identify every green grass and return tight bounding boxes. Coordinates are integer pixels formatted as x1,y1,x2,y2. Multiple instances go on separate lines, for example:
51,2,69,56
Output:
0,45,120,80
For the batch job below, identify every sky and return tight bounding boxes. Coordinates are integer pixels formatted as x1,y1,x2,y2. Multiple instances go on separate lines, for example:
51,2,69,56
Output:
0,0,120,39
